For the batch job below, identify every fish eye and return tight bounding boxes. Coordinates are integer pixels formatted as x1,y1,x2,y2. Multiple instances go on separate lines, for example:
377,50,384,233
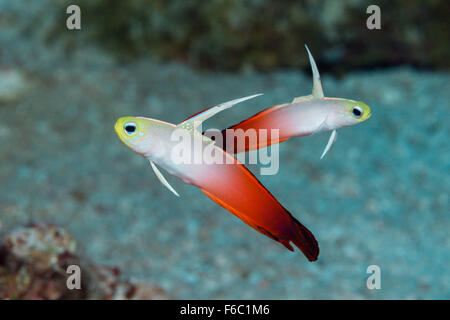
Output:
352,106,363,118
124,122,137,135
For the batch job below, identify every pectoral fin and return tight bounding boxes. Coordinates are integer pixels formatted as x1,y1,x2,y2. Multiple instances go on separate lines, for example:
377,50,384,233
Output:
320,129,337,159
149,160,179,197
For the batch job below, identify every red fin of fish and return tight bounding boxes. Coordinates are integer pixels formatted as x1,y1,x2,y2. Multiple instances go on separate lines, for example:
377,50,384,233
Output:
204,104,291,153
200,186,319,262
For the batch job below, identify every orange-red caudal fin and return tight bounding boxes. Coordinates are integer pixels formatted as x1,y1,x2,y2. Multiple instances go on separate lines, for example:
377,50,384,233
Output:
203,104,290,153
287,212,320,261
256,211,319,261
223,132,290,154
204,128,290,153
200,188,319,261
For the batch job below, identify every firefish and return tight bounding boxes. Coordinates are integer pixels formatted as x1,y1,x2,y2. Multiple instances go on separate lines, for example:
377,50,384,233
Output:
213,45,372,158
114,95,319,261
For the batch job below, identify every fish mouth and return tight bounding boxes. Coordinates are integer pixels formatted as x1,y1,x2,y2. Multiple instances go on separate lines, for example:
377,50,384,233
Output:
114,119,122,137
114,117,128,140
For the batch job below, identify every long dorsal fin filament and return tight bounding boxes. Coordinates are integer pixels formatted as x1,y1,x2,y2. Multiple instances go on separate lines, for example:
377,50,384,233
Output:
177,94,263,134
305,44,324,99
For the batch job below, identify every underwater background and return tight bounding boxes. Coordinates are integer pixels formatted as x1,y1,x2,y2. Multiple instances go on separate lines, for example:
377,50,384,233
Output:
0,0,448,299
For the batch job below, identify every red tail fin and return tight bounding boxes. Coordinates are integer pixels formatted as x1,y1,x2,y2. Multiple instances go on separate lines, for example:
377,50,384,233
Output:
288,212,319,261
201,188,319,261
203,104,289,153
205,129,289,154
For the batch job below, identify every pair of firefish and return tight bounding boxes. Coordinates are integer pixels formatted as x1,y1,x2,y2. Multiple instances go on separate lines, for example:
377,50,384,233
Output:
114,46,372,261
